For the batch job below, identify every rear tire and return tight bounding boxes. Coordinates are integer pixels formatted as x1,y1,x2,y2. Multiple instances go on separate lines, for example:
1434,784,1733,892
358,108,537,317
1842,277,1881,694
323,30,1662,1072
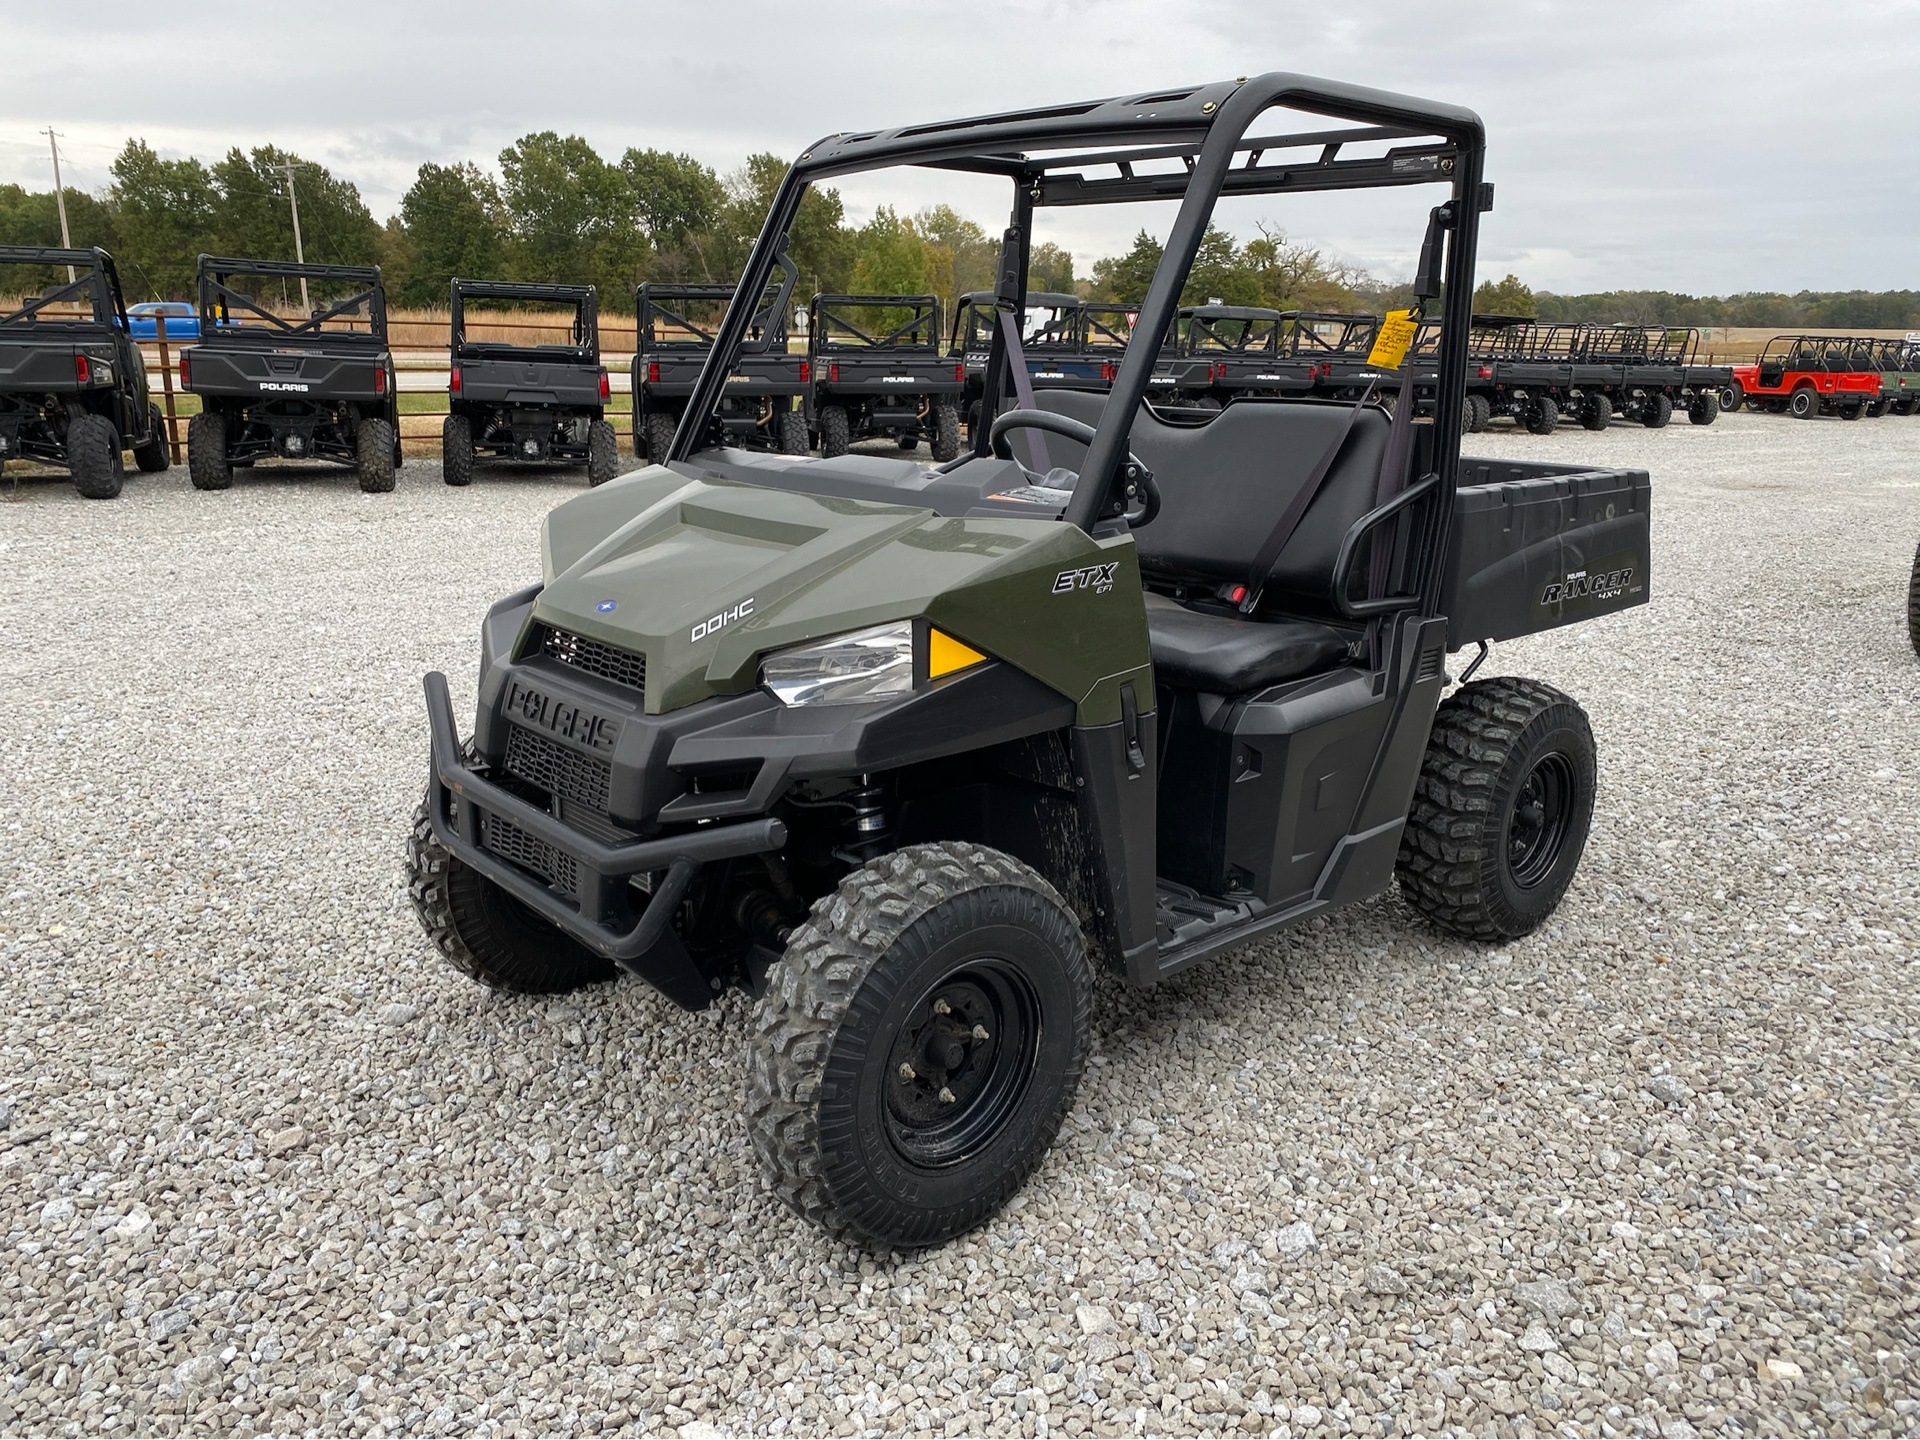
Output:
643,412,678,464
1688,391,1720,425
133,404,171,472
1719,383,1743,413
67,413,124,499
1396,676,1597,942
1524,396,1559,434
1788,387,1817,419
1908,541,1920,658
356,417,397,492
746,842,1091,1249
1466,393,1492,433
778,407,810,455
586,419,619,484
1842,403,1863,421
1580,393,1613,431
187,411,231,490
406,799,617,994
931,402,961,462
441,415,474,487
818,404,851,458
897,433,919,451
1641,392,1673,429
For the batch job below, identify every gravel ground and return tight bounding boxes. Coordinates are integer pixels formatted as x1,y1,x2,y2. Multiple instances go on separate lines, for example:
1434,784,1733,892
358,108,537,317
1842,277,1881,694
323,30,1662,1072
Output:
2,411,1917,1438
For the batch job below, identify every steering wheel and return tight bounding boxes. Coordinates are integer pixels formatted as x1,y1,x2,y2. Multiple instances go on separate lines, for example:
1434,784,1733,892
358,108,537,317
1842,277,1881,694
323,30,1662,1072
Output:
988,408,1160,527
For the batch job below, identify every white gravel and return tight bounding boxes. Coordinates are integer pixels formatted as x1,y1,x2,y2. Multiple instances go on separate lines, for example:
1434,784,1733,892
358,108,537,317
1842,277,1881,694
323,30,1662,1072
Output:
1,411,1917,1437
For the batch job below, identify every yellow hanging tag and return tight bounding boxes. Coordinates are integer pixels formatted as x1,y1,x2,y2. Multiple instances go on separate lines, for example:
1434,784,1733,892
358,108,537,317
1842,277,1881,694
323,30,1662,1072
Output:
1367,308,1420,370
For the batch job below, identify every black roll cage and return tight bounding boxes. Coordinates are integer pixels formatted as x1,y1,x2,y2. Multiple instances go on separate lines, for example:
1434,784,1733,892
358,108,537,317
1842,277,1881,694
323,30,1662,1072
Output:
196,255,386,347
678,72,1486,614
0,246,126,330
450,278,599,361
1180,305,1284,354
809,294,943,352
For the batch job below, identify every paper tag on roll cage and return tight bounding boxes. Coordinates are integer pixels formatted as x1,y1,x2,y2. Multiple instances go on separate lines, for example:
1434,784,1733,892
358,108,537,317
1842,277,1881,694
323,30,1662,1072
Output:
1367,309,1420,370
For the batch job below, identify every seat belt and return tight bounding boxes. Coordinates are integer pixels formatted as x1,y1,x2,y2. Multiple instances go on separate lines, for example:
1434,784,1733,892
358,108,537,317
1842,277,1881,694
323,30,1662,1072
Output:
1363,365,1422,667
995,307,1051,473
1237,378,1378,614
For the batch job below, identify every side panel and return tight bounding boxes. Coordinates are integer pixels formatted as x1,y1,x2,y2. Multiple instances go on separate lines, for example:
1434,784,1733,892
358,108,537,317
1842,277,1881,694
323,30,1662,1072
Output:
1072,716,1159,976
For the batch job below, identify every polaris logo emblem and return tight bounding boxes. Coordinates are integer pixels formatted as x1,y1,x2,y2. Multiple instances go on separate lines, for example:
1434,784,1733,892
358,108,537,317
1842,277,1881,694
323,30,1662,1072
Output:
879,377,915,384
1052,562,1118,595
259,381,310,392
691,596,754,642
1542,567,1633,606
504,680,617,752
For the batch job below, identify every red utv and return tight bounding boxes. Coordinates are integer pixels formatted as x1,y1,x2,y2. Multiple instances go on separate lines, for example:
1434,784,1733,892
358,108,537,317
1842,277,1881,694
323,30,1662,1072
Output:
1722,335,1882,419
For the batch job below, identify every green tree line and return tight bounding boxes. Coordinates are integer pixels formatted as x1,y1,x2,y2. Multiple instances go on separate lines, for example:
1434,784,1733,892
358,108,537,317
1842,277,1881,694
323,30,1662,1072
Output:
1470,273,1920,329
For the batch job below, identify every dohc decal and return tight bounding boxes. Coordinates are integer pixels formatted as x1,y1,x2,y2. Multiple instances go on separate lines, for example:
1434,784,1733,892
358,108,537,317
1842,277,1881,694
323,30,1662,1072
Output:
691,597,755,642
1052,562,1118,595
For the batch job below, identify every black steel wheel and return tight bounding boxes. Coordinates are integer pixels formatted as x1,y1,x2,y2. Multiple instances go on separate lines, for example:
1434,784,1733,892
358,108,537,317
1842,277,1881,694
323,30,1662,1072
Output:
66,413,124,499
1788,387,1818,419
1523,396,1559,434
1688,391,1720,425
1467,393,1492,433
1396,676,1597,941
1641,392,1674,429
1719,383,1743,413
817,404,851,458
746,842,1090,1248
1580,393,1613,431
441,415,474,487
586,419,619,483
406,798,617,993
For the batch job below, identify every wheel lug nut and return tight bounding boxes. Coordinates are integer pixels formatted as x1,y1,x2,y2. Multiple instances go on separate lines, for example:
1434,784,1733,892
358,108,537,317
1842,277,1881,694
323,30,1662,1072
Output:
938,1087,956,1104
933,998,951,1015
972,1024,990,1041
898,1062,916,1080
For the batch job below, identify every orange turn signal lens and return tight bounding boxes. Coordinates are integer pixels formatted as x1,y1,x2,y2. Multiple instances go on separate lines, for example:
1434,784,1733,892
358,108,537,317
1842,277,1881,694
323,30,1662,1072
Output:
927,628,986,679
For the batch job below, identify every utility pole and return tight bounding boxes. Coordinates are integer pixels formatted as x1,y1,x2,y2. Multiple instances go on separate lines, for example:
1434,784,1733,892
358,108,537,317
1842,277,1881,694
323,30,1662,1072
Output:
44,127,74,283
280,160,310,313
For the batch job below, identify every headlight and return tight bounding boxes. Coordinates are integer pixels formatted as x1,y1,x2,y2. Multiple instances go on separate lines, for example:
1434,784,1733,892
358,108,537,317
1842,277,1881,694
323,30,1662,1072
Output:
761,622,914,706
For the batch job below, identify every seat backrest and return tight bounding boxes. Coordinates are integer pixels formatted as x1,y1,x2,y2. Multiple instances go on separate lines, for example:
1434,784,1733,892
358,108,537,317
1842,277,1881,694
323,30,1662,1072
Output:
1037,391,1396,619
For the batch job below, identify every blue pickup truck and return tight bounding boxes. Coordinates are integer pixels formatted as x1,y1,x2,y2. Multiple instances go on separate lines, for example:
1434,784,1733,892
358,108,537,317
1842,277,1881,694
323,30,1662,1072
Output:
126,301,199,340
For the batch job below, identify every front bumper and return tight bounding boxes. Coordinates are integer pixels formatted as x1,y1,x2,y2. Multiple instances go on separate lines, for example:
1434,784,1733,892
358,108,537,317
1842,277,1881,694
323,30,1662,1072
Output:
422,671,784,1005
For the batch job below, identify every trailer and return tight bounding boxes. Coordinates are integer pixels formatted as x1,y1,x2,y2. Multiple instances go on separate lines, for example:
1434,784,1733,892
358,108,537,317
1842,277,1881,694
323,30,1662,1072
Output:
807,294,964,459
632,267,809,461
1721,335,1883,419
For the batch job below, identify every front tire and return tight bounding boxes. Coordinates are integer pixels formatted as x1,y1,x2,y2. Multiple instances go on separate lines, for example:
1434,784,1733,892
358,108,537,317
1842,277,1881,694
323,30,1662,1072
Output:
1908,540,1920,659
1788,387,1817,419
356,417,397,492
643,412,678,465
187,411,231,490
746,842,1091,1249
1396,676,1597,942
1719,383,1743,413
133,404,171,472
441,414,474,487
1641,392,1674,429
1580,393,1613,431
1466,393,1492,433
931,402,961,461
406,800,617,993
817,404,851,458
1524,396,1559,434
586,419,619,484
778,407,810,455
67,413,124,499
1688,391,1720,425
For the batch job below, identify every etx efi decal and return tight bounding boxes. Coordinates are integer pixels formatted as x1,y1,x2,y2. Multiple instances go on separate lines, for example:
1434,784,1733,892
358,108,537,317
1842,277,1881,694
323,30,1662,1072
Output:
1052,562,1118,595
1542,567,1633,605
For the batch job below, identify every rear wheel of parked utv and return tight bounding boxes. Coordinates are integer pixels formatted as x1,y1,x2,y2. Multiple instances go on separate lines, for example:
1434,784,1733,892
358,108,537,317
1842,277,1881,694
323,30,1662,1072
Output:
586,419,619,484
357,418,397,493
1396,676,1596,942
67,413,124,500
133,404,171,472
1641,392,1674,429
643,412,677,464
778,408,810,455
1907,540,1920,658
746,842,1091,1248
1524,396,1559,434
817,404,851,458
931,402,961,461
187,412,231,490
1466,393,1492,433
406,800,617,994
1580,393,1612,431
1688,391,1720,425
441,415,474,487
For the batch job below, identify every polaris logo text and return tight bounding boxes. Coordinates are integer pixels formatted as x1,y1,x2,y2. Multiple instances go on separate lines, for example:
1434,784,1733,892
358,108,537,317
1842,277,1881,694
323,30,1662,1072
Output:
1542,567,1633,605
258,381,310,392
1052,563,1118,595
691,597,754,643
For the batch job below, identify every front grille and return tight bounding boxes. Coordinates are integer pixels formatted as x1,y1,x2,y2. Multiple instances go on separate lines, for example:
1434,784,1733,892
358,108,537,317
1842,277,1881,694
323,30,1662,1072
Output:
504,725,611,811
483,813,578,894
533,625,646,694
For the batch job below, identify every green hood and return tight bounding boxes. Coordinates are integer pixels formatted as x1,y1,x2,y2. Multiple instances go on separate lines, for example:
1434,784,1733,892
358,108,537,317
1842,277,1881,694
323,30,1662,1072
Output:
532,462,1149,721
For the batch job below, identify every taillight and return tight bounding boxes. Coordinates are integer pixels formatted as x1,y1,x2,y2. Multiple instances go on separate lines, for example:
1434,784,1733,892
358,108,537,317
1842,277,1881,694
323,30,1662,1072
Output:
799,360,810,384
179,351,190,387
647,360,660,384
1101,361,1116,382
830,362,840,384
955,363,965,383
598,369,610,400
74,354,90,384
1213,361,1226,382
449,366,461,394
374,364,388,396
1477,364,1494,379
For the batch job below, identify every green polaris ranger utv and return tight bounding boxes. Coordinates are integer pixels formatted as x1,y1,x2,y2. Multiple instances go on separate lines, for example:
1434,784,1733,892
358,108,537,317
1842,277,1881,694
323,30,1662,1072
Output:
408,75,1651,1248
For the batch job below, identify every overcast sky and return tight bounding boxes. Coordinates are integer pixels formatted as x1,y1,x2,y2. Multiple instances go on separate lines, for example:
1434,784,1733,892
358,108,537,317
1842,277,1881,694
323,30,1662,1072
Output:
4,0,1916,295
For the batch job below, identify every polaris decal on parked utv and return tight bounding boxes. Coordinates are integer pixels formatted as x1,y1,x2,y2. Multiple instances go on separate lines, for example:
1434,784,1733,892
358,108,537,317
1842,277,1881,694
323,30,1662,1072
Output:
408,73,1652,1250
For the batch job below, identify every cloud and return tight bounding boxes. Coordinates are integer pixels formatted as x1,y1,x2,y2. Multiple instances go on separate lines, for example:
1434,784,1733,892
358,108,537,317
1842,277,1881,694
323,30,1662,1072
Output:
3,0,1915,292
